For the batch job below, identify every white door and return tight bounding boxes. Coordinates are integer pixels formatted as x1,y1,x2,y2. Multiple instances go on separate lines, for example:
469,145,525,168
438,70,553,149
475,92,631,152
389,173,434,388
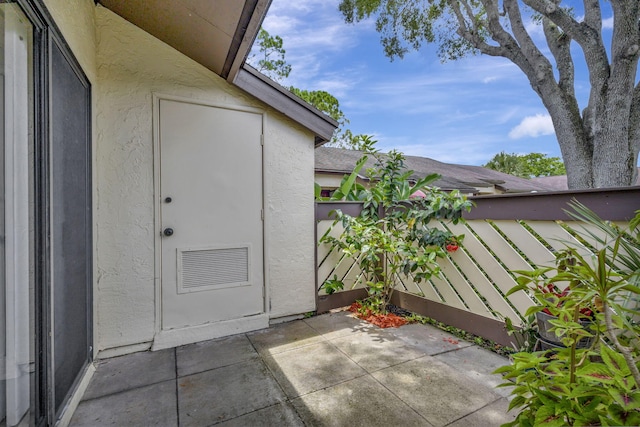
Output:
159,99,264,330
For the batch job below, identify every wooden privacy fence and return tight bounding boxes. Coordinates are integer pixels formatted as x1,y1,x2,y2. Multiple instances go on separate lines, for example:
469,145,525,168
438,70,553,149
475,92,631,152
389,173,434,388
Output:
315,187,640,346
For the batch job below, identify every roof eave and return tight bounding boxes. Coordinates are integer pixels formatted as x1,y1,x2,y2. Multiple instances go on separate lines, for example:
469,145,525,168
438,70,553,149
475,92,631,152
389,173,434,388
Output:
233,65,338,144
223,0,272,82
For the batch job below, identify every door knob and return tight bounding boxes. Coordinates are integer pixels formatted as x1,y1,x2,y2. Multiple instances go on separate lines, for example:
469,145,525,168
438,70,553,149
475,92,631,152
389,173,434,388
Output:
163,228,174,237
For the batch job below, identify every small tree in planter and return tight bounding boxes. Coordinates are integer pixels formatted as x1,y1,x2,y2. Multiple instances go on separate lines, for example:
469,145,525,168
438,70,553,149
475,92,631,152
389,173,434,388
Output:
496,204,640,426
320,141,472,313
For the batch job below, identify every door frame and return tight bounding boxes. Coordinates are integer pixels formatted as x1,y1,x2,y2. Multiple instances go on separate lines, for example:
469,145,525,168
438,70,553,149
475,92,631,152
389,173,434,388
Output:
7,1,94,425
151,93,269,350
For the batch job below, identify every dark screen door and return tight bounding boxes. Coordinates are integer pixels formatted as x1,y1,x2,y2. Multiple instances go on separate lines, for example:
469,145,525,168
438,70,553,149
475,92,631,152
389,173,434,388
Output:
49,38,92,415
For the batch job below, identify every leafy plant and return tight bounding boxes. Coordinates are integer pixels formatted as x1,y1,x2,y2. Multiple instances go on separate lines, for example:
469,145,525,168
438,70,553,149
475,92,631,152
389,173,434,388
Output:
322,275,345,295
504,314,537,353
315,135,377,201
320,141,472,313
496,206,640,426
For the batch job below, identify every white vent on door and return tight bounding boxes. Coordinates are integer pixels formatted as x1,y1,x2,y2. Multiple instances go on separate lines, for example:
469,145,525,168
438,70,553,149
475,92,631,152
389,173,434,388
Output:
177,245,251,294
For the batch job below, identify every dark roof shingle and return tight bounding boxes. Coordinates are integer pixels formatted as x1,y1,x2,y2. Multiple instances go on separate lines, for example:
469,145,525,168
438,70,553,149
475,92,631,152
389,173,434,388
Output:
315,147,556,194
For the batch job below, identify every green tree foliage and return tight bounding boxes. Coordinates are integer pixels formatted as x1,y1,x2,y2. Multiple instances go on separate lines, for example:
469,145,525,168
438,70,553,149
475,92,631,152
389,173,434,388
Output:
338,0,640,189
248,28,291,83
484,152,566,178
248,28,366,149
287,88,365,149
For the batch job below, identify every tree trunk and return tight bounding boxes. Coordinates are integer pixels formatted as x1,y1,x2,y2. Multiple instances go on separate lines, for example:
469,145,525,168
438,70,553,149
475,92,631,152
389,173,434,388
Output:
500,0,639,189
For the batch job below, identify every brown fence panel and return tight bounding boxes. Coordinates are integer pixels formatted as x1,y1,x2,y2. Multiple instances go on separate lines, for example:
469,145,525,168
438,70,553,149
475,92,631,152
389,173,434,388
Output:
316,188,640,345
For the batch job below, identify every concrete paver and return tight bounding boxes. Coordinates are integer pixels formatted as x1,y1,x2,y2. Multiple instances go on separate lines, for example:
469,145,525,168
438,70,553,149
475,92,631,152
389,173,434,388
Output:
178,359,286,426
331,328,426,373
371,355,503,426
389,322,474,355
303,310,375,339
448,398,516,426
70,380,178,427
215,402,305,427
176,333,259,377
82,348,175,400
434,344,515,398
247,319,325,355
263,340,366,398
69,310,516,427
291,375,432,427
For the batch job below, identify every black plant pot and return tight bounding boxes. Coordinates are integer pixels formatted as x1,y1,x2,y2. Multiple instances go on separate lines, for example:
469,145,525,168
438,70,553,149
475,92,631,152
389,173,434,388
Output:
535,310,595,349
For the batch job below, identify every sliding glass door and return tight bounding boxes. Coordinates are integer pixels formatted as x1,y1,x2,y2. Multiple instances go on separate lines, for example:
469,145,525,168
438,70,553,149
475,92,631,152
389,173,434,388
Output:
0,3,34,426
1,1,92,425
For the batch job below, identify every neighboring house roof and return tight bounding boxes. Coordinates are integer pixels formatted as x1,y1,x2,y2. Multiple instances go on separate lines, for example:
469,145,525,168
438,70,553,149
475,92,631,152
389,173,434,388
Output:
97,0,338,144
315,147,557,194
530,168,640,190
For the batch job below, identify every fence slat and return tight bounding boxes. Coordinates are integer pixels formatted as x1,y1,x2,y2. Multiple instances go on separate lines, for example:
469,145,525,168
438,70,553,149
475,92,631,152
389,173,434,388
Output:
449,221,534,317
395,273,443,301
316,220,343,264
428,275,468,311
443,244,521,321
438,259,495,318
526,221,590,257
473,220,555,270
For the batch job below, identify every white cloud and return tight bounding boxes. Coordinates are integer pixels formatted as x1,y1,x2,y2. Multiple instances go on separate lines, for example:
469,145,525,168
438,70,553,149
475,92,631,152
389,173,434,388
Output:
508,114,555,139
602,16,614,30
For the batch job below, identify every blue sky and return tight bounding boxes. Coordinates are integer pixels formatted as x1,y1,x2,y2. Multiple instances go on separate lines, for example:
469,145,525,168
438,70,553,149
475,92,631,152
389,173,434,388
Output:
253,1,622,166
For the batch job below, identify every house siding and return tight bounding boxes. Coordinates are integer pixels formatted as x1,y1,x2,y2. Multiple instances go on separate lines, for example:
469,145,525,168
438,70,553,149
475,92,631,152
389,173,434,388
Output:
41,3,316,357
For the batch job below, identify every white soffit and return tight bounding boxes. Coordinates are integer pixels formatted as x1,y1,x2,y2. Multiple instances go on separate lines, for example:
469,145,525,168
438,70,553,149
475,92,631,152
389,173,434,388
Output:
98,0,268,81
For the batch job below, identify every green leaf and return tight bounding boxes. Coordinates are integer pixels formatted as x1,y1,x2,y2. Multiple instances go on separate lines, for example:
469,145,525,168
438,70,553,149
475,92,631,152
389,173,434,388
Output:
534,406,565,427
506,282,529,297
576,363,615,384
508,395,526,412
336,155,368,199
314,182,323,199
570,385,606,399
607,403,640,425
600,345,630,377
608,390,640,410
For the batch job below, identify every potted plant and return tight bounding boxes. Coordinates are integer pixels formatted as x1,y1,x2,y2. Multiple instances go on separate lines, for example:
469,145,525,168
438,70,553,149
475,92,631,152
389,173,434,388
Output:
496,203,640,426
525,280,598,350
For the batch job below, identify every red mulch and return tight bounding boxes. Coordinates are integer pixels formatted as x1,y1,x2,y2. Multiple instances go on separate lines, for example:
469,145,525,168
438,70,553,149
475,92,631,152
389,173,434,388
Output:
349,302,408,328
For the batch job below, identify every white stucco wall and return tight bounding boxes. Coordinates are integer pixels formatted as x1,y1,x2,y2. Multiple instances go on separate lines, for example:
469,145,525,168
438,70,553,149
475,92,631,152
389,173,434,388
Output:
42,0,97,83
91,6,316,354
39,1,317,355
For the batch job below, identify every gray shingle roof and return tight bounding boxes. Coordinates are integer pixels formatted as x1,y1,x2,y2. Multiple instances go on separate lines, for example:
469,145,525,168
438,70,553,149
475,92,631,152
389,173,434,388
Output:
530,168,640,190
315,147,557,194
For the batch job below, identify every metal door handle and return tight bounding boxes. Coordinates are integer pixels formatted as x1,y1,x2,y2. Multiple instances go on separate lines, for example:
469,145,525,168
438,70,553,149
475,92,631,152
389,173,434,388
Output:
163,228,174,237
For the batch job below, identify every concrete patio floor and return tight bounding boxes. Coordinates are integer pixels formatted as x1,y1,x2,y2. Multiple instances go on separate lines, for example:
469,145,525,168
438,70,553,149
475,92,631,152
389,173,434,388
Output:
69,310,517,426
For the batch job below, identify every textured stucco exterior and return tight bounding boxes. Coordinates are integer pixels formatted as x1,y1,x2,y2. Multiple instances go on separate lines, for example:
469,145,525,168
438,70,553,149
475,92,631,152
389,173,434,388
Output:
41,2,317,355
42,0,97,83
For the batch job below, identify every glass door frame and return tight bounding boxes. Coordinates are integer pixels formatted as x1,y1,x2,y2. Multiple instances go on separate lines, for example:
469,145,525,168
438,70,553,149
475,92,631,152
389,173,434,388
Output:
7,1,93,425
